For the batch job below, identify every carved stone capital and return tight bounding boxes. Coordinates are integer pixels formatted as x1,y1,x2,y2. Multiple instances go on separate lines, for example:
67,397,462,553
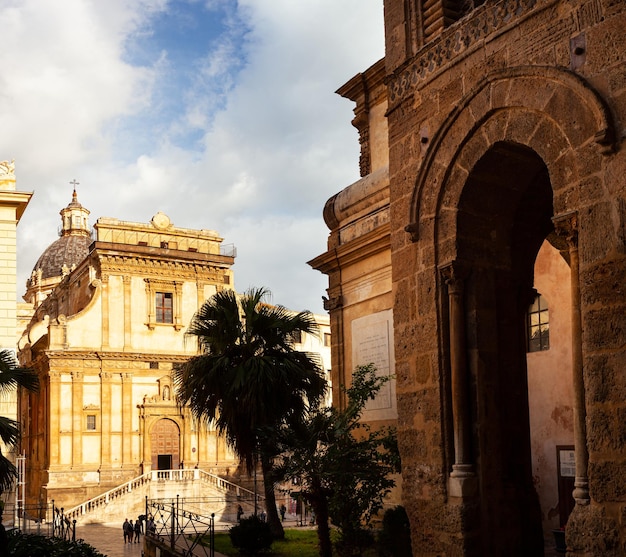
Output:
439,262,469,294
552,211,578,247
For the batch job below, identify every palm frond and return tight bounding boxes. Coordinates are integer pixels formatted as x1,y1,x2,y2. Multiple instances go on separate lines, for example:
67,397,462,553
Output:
0,349,38,397
0,452,17,494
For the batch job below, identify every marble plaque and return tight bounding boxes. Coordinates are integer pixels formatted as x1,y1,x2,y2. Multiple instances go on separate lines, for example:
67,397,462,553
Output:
352,310,396,417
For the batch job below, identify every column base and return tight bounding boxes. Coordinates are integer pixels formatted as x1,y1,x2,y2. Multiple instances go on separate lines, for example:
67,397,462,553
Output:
449,470,477,498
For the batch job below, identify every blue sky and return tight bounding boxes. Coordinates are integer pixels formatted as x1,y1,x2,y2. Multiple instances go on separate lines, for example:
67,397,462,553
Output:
1,0,384,314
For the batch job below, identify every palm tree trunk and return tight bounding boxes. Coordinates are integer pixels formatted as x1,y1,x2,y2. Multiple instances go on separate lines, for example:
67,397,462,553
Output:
260,453,284,539
309,481,332,557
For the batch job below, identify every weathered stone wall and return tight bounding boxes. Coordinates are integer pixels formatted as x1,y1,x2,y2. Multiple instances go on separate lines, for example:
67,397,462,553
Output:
382,0,626,554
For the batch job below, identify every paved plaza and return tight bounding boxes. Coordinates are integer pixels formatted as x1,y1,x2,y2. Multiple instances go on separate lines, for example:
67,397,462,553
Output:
76,522,228,557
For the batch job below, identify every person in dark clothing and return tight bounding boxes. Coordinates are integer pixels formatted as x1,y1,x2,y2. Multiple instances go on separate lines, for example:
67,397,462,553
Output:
137,514,145,534
134,519,141,542
123,518,132,543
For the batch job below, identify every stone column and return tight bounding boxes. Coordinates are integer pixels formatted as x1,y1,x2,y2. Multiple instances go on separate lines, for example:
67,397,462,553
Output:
553,212,589,505
440,262,476,497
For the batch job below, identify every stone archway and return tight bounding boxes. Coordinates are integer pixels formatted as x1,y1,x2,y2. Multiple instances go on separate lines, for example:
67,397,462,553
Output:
396,67,617,555
455,141,553,554
151,418,181,471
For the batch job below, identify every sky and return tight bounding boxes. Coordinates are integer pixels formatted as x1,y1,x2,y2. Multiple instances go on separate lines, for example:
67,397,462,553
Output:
0,0,385,315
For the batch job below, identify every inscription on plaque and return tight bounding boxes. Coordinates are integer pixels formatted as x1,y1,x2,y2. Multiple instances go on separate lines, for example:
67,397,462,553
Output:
352,311,394,413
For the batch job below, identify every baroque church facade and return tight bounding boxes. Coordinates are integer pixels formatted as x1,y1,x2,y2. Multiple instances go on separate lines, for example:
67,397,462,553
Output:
17,191,331,512
17,192,239,509
312,0,626,555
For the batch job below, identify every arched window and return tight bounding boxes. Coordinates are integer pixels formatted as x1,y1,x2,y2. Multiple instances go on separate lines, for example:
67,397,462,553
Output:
527,293,550,352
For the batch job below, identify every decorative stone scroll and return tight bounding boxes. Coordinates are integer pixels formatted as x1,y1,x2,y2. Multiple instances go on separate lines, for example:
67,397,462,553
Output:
0,159,15,177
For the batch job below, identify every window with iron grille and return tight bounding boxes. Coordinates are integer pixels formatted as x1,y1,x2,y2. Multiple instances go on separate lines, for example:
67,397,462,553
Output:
527,294,550,352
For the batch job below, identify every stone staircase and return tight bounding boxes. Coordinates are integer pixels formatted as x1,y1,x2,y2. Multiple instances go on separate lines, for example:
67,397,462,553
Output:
63,469,260,526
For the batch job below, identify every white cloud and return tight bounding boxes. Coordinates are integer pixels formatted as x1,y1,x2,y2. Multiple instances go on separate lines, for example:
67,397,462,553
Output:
4,0,384,314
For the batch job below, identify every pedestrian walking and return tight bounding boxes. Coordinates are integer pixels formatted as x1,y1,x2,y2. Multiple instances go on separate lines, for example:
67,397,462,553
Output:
134,519,141,542
123,518,132,544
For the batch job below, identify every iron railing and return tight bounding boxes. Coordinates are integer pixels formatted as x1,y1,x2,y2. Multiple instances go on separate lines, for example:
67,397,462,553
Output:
146,496,215,557
1,501,75,541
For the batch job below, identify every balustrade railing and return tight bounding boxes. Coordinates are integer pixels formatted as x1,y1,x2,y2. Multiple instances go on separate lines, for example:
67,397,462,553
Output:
62,468,261,523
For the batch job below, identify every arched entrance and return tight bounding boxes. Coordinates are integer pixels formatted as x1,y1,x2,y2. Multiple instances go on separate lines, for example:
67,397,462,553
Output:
151,418,181,470
455,141,553,554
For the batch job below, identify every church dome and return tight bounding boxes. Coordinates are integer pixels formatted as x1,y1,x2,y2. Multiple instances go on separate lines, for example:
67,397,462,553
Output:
32,234,91,280
29,188,92,282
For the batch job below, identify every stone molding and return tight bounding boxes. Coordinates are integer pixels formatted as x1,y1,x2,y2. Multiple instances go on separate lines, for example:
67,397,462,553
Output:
388,0,556,104
99,254,230,282
406,66,616,243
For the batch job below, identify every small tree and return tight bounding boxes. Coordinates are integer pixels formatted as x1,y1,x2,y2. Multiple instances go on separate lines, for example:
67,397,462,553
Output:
274,364,400,557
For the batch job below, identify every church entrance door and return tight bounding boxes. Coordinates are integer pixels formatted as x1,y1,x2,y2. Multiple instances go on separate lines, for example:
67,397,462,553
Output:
151,418,180,471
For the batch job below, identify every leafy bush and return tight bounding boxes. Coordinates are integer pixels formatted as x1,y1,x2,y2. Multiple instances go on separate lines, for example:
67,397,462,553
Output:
229,515,273,555
377,506,413,557
335,526,375,557
6,529,106,556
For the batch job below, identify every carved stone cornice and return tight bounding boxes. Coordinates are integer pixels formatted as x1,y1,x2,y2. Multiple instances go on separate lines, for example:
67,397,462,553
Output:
45,350,191,363
99,255,230,283
388,0,552,105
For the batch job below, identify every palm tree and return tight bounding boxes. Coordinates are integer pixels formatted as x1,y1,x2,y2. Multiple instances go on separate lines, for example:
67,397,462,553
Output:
0,349,38,495
173,287,327,539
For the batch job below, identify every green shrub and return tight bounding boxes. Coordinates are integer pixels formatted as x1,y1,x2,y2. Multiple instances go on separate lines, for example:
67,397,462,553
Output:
229,515,273,555
377,506,413,557
335,526,375,557
6,530,106,557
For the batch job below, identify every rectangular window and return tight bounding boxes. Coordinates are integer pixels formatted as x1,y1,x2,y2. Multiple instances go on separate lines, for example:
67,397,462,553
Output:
86,415,96,431
292,330,302,344
323,333,331,347
155,292,173,324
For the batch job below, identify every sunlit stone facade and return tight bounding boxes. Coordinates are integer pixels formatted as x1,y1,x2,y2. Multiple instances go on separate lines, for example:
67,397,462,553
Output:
313,1,626,554
18,197,238,508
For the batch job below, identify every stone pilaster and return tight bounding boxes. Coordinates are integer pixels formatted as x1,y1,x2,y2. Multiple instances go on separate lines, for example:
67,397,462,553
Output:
71,371,83,466
48,372,61,466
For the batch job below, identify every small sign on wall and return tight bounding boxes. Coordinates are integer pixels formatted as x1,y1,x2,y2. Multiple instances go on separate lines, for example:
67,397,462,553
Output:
559,448,575,478
556,445,575,528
